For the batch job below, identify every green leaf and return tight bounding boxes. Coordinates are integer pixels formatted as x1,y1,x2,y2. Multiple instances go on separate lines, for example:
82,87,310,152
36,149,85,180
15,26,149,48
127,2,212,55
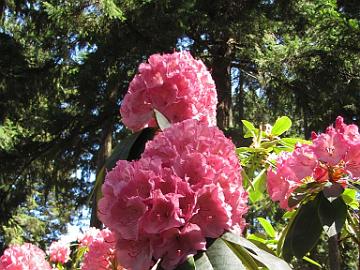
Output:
194,238,246,270
242,120,258,138
303,256,322,268
248,170,267,203
282,210,296,219
258,217,276,238
271,116,292,136
280,137,311,147
236,147,268,153
282,196,323,260
222,233,292,270
247,233,268,244
193,252,213,269
154,109,171,131
104,131,142,169
177,256,196,270
341,188,359,209
318,192,347,237
224,240,260,270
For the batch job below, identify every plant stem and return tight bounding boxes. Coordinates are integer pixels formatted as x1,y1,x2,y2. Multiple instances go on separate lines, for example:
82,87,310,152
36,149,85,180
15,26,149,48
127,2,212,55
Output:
328,234,341,270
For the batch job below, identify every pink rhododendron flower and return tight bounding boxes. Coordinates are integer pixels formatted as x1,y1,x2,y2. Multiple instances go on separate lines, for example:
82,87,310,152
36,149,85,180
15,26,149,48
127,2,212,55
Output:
120,51,217,131
267,116,360,209
48,240,71,264
98,119,248,270
81,228,124,270
0,243,52,270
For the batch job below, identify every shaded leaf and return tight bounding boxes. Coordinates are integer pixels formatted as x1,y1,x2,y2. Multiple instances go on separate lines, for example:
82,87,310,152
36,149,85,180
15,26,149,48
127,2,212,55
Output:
318,192,347,237
202,238,246,270
322,182,344,200
282,196,323,260
104,131,142,169
177,256,196,270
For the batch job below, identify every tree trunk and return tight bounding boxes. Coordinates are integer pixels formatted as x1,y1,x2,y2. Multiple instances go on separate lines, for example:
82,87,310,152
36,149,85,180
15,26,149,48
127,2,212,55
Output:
236,70,245,138
212,39,233,131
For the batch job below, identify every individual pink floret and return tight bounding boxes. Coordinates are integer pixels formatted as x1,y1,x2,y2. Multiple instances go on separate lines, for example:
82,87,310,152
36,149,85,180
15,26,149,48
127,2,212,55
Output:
48,240,71,264
0,243,52,270
153,223,206,270
120,51,217,131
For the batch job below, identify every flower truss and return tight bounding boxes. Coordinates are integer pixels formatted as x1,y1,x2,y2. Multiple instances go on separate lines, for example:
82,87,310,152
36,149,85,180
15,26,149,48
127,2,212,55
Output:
267,116,360,209
0,243,52,270
120,51,217,131
98,119,248,270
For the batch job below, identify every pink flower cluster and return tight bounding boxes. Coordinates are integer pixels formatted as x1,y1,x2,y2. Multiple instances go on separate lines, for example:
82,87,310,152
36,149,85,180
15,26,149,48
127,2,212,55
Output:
80,228,124,270
267,116,360,209
120,51,217,131
48,240,71,264
98,119,248,270
0,243,52,270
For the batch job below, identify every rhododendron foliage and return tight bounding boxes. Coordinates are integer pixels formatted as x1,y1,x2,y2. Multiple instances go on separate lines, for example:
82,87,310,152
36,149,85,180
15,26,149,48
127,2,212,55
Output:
48,240,71,264
98,119,248,270
120,51,217,131
0,243,52,270
267,116,360,209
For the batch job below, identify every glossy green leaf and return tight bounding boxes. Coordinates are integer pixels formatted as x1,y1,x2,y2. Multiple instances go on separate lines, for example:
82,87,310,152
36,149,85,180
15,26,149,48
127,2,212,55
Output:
242,120,258,138
236,147,267,153
194,238,246,270
224,240,260,270
271,116,292,136
318,192,347,237
282,196,323,260
248,170,267,203
154,109,171,131
222,232,292,270
341,188,359,209
247,233,267,244
280,137,311,147
258,217,276,238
